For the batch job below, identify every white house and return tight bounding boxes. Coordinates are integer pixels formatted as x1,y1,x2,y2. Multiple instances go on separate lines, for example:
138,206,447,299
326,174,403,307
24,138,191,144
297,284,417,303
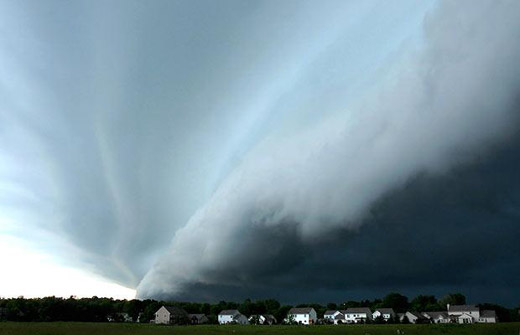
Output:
248,314,277,325
447,304,497,324
344,307,372,323
422,311,450,324
372,308,395,322
154,306,188,325
458,313,475,324
218,310,249,325
286,307,317,325
478,310,497,323
324,310,344,324
447,305,479,319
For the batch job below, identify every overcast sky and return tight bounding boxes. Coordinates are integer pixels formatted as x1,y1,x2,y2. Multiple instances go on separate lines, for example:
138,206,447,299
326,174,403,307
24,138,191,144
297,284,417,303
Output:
1,0,519,306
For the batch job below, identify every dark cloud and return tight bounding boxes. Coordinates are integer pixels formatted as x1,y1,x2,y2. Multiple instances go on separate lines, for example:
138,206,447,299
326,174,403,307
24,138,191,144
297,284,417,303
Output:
138,0,520,302
2,0,520,305
160,132,520,306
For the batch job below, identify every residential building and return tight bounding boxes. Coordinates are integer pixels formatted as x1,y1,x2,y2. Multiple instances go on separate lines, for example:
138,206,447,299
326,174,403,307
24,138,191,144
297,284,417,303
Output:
447,304,479,323
324,310,344,324
372,308,396,322
287,307,317,325
154,306,189,325
344,307,372,323
401,311,427,324
447,304,497,323
422,311,450,324
478,310,497,323
218,310,249,325
188,314,208,324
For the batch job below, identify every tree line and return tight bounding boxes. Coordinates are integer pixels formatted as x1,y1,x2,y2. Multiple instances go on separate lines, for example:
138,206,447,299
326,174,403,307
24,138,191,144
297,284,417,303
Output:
0,293,518,323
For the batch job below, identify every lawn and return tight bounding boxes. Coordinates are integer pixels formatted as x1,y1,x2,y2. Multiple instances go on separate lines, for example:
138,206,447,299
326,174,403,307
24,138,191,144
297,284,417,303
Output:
0,322,519,335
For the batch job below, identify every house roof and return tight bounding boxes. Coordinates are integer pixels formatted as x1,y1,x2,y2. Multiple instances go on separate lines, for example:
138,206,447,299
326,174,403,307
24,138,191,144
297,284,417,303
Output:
219,309,240,316
423,311,448,319
345,307,372,314
448,304,479,312
162,306,188,315
375,308,395,315
481,310,496,318
324,310,338,315
406,311,425,319
288,307,314,314
188,314,207,320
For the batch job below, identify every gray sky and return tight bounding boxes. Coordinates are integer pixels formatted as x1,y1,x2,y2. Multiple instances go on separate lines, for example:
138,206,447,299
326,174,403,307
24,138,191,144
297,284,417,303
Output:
1,0,520,305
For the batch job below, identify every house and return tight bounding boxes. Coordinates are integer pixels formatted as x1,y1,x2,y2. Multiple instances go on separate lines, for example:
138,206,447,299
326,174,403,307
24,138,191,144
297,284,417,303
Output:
287,307,317,325
188,314,209,324
422,311,450,324
447,305,479,319
324,310,344,324
478,310,497,323
248,314,277,325
401,311,427,324
372,308,396,322
324,310,341,320
154,306,189,325
344,307,372,323
218,310,249,325
447,304,479,324
447,304,497,323
457,313,474,324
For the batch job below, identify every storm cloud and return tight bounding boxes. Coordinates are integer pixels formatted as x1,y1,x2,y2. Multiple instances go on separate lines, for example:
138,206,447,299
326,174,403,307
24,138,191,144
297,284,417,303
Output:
137,0,520,302
1,0,520,305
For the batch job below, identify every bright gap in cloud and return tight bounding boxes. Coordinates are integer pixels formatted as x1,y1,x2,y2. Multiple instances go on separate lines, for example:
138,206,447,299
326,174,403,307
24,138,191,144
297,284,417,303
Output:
0,235,135,299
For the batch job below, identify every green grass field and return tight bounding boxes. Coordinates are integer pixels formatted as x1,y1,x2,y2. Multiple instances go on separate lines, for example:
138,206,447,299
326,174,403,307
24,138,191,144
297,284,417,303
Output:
0,323,519,335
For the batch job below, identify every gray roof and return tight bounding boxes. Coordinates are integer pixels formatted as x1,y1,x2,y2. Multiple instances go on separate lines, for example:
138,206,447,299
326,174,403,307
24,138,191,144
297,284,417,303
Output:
163,306,188,315
288,307,314,314
324,310,338,315
406,311,425,319
188,314,207,320
448,304,479,312
423,311,448,319
219,309,240,316
345,307,372,314
481,310,496,318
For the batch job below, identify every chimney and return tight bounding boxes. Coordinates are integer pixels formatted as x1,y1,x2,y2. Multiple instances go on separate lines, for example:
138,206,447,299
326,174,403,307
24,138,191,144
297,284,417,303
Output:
447,304,450,312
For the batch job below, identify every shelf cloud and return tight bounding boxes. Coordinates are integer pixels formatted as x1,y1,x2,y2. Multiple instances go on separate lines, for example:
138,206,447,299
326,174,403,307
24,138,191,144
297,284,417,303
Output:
137,0,520,301
1,0,519,304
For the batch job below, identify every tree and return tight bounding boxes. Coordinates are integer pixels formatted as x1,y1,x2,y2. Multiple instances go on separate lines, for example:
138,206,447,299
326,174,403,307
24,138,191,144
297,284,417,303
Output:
439,293,466,308
276,305,293,325
326,303,338,310
341,300,360,308
381,293,409,313
410,295,441,312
